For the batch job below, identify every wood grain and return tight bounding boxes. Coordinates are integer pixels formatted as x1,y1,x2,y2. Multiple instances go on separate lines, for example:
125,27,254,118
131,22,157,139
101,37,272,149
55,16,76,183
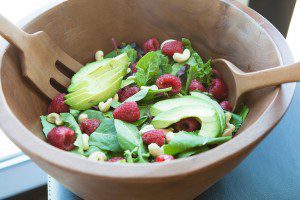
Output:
0,0,295,199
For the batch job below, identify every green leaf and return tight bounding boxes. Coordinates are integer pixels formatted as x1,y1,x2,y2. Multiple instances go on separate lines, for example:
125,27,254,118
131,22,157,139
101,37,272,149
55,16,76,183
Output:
185,63,199,92
182,38,195,54
163,131,232,155
83,146,101,157
124,150,134,163
135,52,161,86
121,78,135,88
110,100,121,108
131,116,148,126
40,116,56,137
230,105,250,133
177,146,210,158
70,109,80,118
120,45,137,63
156,50,172,75
142,87,172,102
89,133,122,152
124,89,149,103
80,110,105,121
89,119,122,152
171,63,185,75
115,119,140,151
103,111,114,118
60,113,84,154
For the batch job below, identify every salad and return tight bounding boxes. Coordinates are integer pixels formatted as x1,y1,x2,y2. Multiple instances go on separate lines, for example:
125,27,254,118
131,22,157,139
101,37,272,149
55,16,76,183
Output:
40,38,249,163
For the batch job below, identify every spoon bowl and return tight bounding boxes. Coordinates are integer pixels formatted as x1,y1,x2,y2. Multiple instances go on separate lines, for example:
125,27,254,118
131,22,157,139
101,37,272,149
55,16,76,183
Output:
212,59,300,110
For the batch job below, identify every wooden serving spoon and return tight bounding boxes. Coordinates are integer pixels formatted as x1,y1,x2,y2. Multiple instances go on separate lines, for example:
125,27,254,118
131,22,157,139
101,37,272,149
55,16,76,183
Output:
212,58,300,109
0,14,82,99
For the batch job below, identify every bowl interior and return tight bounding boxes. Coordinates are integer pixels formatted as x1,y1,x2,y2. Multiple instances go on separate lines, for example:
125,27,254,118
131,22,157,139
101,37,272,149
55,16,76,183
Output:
1,0,281,144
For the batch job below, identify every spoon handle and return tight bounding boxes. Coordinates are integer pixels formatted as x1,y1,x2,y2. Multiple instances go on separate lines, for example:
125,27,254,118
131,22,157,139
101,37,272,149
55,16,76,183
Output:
0,14,29,51
241,62,300,93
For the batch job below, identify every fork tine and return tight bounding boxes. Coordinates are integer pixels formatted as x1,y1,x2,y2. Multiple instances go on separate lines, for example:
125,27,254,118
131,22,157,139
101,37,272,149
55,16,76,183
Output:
52,70,71,88
58,51,83,73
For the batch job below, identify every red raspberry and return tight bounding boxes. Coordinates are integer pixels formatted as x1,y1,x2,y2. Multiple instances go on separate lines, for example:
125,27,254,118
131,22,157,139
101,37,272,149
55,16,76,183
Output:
80,118,101,135
189,79,206,93
156,154,174,162
161,41,183,56
47,126,76,151
143,38,160,53
131,62,137,73
47,93,70,114
156,74,182,95
174,118,201,132
220,101,233,112
208,78,227,101
113,102,140,122
142,130,165,146
108,157,125,162
212,69,221,78
119,86,140,102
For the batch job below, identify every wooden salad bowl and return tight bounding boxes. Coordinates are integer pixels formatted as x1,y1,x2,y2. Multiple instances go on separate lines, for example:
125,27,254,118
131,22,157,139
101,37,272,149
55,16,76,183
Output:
0,0,295,199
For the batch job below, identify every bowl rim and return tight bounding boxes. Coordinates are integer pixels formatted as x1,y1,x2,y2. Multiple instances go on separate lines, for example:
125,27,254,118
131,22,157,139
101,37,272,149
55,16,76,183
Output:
0,0,296,179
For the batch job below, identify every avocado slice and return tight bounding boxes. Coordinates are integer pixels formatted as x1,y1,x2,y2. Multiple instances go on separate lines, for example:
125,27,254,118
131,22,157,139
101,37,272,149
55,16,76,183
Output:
150,95,226,132
68,53,129,92
190,92,226,131
65,66,125,101
70,76,123,110
65,53,130,110
151,105,221,137
65,67,126,107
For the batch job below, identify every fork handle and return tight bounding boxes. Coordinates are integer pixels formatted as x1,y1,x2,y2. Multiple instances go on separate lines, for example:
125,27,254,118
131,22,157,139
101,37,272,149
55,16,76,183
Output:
0,14,29,51
241,62,300,93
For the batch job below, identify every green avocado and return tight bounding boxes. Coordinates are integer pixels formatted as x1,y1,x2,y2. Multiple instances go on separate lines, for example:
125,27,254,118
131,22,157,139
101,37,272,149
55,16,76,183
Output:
150,95,225,132
68,53,129,92
151,105,221,137
190,92,226,131
65,53,130,110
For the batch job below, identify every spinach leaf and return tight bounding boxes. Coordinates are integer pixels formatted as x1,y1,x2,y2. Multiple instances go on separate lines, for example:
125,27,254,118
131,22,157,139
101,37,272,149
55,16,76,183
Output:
121,45,137,63
89,118,122,152
83,146,101,157
60,113,84,154
230,105,250,133
131,116,148,126
89,132,122,152
156,50,172,75
185,62,199,92
163,131,232,155
40,116,56,137
110,100,121,109
135,52,161,87
124,89,149,102
95,118,116,133
104,45,137,63
70,109,80,118
142,87,172,102
177,146,209,158
121,78,135,88
115,119,140,151
80,110,105,121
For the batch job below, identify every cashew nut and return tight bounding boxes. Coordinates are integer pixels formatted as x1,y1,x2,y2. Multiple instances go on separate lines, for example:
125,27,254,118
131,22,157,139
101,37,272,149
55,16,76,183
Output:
222,112,236,137
95,50,104,61
160,39,176,50
112,93,119,102
165,132,175,143
173,49,191,63
148,143,164,157
46,113,63,126
88,151,107,162
98,98,112,113
126,68,131,74
78,113,88,124
139,125,155,134
82,134,90,150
